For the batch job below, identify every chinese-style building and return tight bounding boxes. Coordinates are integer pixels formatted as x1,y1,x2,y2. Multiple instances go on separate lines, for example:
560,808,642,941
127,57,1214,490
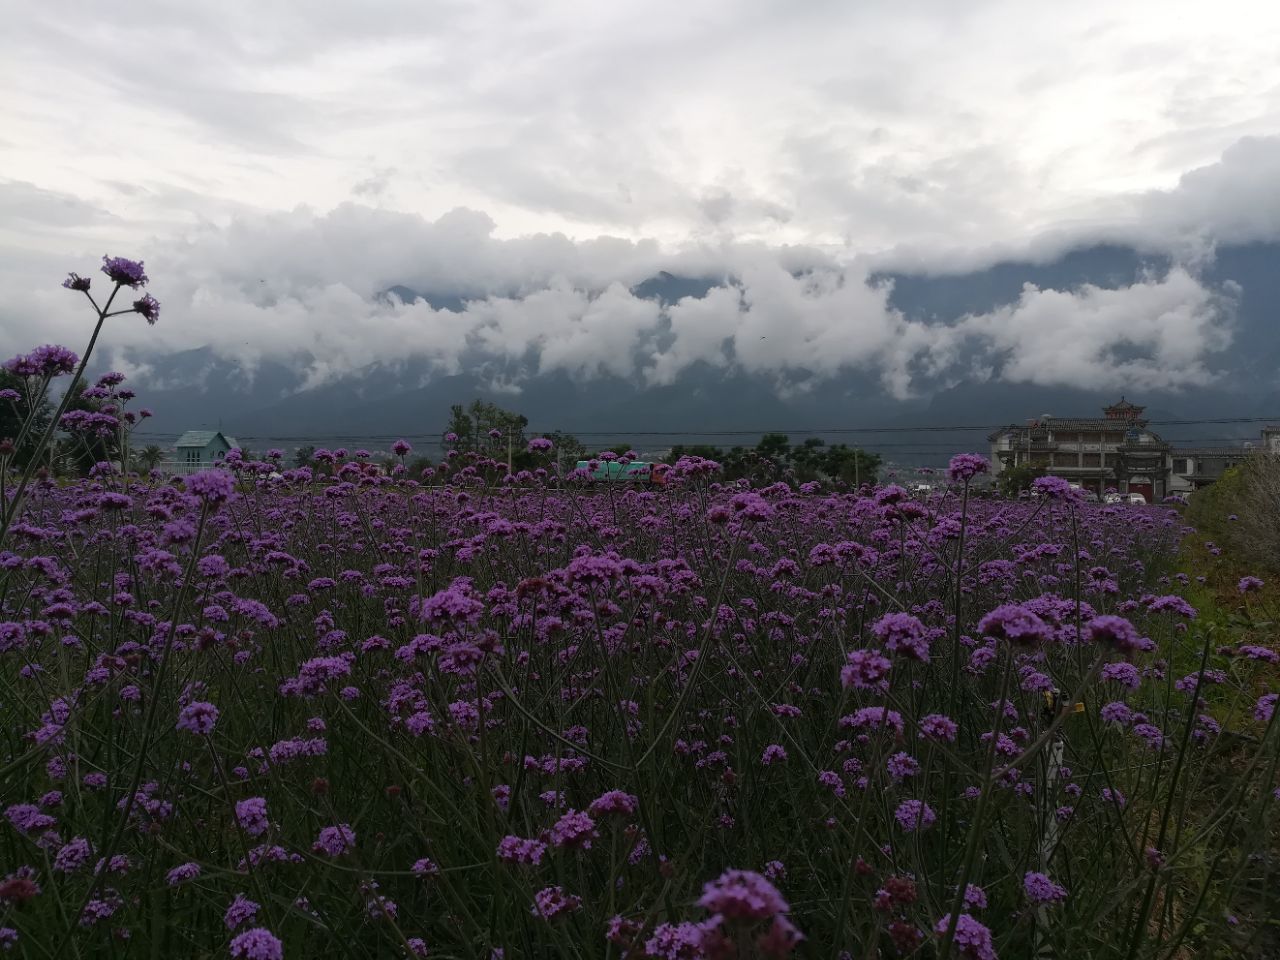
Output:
991,402,1280,499
988,399,1170,499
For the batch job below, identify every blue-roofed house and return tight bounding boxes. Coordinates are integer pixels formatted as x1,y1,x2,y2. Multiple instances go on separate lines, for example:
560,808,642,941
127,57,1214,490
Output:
171,430,238,475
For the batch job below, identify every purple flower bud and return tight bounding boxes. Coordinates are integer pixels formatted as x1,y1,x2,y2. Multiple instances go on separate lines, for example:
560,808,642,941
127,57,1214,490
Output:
132,293,160,325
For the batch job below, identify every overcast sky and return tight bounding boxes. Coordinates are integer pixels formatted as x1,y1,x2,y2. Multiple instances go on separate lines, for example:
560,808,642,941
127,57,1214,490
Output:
3,0,1279,395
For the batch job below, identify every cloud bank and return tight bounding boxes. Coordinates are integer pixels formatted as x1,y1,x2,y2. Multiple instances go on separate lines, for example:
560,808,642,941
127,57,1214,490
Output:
0,197,1241,401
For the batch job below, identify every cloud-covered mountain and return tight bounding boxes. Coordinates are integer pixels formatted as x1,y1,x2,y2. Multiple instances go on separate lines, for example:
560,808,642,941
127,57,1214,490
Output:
3,133,1278,462
108,235,1277,461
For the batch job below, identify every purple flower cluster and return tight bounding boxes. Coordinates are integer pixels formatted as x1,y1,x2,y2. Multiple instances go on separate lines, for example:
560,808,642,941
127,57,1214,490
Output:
871,612,932,661
947,453,989,483
175,701,219,735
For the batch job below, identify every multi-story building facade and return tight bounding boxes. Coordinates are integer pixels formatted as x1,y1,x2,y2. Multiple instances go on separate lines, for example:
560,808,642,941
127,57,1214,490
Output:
990,402,1280,500
989,399,1169,499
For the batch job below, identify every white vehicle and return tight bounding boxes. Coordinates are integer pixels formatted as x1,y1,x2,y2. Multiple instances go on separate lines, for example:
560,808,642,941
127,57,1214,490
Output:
1103,493,1124,504
1126,492,1147,505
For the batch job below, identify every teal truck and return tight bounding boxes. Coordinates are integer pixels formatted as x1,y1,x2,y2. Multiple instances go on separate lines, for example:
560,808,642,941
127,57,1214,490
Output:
574,460,669,486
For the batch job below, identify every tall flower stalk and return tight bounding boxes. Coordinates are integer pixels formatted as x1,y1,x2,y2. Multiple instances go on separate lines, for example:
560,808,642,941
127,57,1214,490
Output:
0,257,158,546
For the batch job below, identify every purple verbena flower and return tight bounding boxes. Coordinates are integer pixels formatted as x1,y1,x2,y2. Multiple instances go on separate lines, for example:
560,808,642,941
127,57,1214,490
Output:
1023,871,1068,904
133,293,160,325
228,927,283,960
947,453,989,483
871,612,931,661
978,604,1051,647
934,914,996,960
185,469,235,507
893,799,936,832
1086,615,1152,657
313,824,355,856
235,797,269,837
225,893,261,930
175,701,219,736
100,255,149,287
697,869,788,921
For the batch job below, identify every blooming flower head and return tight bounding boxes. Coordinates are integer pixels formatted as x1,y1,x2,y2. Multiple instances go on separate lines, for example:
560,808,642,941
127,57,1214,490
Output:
175,701,219,736
842,648,892,689
587,790,638,817
947,453,989,483
871,612,931,661
186,469,235,507
166,862,201,886
53,837,93,873
235,797,269,837
698,869,789,921
133,293,160,325
1238,576,1264,594
391,439,412,456
1255,693,1277,724
978,605,1051,647
843,706,905,738
6,345,79,378
313,824,355,856
886,751,920,781
550,809,597,849
934,914,996,960
762,744,788,766
62,273,91,292
1086,615,1152,657
920,713,959,743
229,927,283,960
101,255,149,288
225,894,261,930
893,799,936,832
531,885,581,920
1032,475,1073,500
1023,871,1067,904
496,835,547,865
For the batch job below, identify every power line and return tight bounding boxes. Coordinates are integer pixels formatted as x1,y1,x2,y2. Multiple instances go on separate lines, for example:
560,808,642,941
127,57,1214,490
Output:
126,415,1280,445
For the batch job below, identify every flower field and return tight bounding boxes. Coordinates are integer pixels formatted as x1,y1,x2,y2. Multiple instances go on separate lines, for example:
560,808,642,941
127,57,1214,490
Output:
1,455,1277,959
0,262,1277,958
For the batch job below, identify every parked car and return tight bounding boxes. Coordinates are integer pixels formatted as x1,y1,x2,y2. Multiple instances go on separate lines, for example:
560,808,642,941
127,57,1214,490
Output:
1103,493,1124,504
1126,492,1147,505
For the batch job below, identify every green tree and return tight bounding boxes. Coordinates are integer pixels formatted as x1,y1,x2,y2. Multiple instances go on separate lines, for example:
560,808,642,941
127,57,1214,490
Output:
0,369,51,468
444,400,529,463
819,444,880,487
664,444,725,464
790,437,826,481
756,432,790,462
996,463,1047,497
133,444,166,473
293,445,316,468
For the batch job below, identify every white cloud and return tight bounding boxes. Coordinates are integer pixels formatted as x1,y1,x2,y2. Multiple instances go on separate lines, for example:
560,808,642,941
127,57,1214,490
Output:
952,268,1236,391
0,0,1273,404
0,198,1240,401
